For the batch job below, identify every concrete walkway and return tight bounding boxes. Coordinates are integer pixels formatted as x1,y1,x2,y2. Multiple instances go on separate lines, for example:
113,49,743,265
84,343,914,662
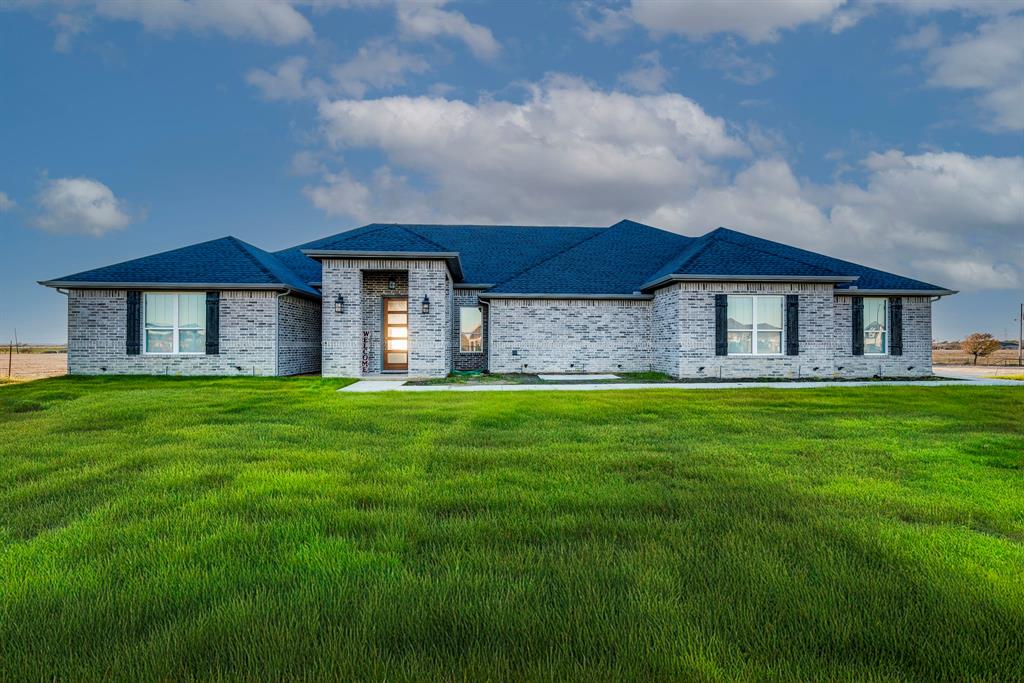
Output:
339,375,1022,393
933,365,1023,379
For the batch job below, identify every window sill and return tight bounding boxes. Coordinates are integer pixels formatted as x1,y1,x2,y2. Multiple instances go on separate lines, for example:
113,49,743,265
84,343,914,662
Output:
726,354,787,358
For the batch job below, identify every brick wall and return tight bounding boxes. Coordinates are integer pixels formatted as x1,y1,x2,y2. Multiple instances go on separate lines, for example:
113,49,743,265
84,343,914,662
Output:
67,289,278,376
653,282,836,379
833,296,932,377
485,285,933,379
487,298,653,374
408,266,450,377
320,258,452,378
277,294,321,376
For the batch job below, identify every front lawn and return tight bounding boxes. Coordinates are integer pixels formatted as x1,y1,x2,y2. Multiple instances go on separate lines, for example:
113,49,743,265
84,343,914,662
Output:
1,377,1022,681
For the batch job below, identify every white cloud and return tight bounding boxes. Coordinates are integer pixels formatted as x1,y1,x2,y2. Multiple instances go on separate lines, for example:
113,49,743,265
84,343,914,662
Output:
702,41,775,84
331,40,430,97
247,43,430,101
980,82,1024,131
884,0,1024,16
630,0,846,43
926,17,1024,89
315,75,747,222
33,177,134,236
9,0,314,46
304,170,372,219
908,16,1024,131
895,23,941,51
303,78,1022,290
571,1,633,43
0,192,15,211
617,51,669,93
246,56,321,101
94,0,313,44
395,0,500,59
661,151,1024,290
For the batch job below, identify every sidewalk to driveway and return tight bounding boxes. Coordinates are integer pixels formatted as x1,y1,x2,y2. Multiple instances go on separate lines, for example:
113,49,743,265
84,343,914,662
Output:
933,365,1023,379
339,375,1022,392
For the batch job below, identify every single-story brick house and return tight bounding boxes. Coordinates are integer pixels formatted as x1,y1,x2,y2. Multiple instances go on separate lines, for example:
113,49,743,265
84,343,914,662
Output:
41,220,955,379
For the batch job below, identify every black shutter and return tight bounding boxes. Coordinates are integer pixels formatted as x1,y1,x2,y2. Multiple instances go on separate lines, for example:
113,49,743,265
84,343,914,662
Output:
714,294,728,356
786,294,799,356
851,296,864,356
206,291,220,355
126,291,141,355
889,297,903,356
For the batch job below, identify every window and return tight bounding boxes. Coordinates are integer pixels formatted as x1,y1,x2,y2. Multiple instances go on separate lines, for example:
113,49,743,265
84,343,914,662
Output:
727,295,783,355
144,293,206,354
863,297,887,355
459,306,483,353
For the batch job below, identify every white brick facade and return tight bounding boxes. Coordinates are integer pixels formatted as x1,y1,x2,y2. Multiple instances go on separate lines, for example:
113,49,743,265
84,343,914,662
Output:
320,258,452,378
66,289,317,376
653,282,838,379
833,295,932,377
64,278,935,380
278,294,322,376
487,298,653,374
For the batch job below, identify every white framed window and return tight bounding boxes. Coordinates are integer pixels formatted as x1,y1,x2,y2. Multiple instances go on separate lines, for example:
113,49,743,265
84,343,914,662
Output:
144,293,206,354
459,306,483,353
727,295,784,355
863,297,888,355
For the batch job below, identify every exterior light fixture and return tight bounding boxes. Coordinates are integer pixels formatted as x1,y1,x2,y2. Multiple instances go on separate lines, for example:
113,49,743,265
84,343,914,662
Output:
421,295,430,314
388,278,396,290
334,294,344,314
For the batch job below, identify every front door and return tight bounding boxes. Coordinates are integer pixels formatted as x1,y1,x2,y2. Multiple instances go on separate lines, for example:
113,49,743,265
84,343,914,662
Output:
383,297,409,371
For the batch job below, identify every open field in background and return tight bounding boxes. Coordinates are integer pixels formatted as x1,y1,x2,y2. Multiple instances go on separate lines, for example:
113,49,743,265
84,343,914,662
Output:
1,377,1022,681
1,352,67,381
932,349,1022,366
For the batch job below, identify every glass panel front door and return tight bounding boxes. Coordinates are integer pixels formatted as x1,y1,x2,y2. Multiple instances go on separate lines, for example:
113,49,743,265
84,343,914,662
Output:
383,297,408,371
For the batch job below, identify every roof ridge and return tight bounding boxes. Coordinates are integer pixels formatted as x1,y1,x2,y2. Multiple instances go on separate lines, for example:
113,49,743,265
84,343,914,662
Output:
707,228,846,276
226,236,278,282
397,225,449,250
488,224,612,289
656,234,713,276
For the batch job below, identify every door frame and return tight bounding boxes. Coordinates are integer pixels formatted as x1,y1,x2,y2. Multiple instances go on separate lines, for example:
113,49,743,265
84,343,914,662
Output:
381,295,409,372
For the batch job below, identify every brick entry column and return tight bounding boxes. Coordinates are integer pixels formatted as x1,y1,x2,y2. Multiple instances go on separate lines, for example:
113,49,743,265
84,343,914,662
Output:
408,265,450,378
321,259,363,377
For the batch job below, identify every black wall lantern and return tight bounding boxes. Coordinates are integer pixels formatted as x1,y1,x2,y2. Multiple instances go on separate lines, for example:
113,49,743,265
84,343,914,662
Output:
334,294,344,314
421,295,430,314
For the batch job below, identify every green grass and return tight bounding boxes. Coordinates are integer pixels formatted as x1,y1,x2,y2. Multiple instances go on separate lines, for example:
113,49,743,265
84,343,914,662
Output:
990,374,1024,381
1,377,1022,681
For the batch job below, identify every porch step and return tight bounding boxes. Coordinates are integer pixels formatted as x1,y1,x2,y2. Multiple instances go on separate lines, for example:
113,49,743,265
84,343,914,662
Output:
339,380,408,392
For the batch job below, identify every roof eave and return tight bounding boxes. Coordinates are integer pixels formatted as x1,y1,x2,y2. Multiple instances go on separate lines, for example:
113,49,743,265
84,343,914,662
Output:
839,288,958,297
479,292,654,301
640,273,860,292
300,249,465,282
38,280,321,299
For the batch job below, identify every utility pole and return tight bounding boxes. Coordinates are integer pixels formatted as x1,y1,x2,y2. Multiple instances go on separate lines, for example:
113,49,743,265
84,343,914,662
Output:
7,340,11,378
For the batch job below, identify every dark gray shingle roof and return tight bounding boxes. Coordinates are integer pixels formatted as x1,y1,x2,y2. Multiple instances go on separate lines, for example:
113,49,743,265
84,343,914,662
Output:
41,236,319,297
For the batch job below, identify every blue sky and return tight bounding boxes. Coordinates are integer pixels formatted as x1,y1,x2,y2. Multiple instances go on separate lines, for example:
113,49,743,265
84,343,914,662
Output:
1,0,1022,344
